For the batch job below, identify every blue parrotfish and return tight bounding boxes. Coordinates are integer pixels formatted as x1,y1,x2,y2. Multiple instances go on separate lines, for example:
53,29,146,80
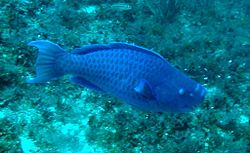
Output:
27,40,206,112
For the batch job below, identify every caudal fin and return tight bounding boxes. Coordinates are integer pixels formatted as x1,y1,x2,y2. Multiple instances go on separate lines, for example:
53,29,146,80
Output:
27,40,66,83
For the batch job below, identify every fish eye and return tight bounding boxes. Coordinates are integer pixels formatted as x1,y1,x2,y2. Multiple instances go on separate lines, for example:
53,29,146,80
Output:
178,88,185,95
178,88,195,98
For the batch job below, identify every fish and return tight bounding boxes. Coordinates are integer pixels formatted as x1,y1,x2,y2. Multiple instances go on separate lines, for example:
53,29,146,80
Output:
27,40,206,113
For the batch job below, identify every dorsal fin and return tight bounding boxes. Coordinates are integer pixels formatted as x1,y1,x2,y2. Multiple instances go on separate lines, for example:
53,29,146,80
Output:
72,44,111,54
72,42,166,61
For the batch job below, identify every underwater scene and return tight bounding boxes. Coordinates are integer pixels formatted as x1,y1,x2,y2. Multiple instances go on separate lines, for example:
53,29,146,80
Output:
0,0,249,152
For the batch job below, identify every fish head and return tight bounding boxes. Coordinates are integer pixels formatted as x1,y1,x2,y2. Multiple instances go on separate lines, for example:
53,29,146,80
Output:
154,80,206,112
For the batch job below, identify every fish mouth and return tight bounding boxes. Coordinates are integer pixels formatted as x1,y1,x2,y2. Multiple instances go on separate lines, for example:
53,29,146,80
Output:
195,84,207,98
199,88,207,103
200,87,207,97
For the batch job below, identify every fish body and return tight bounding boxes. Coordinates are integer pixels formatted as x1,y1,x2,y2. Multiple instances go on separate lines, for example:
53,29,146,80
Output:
28,40,206,112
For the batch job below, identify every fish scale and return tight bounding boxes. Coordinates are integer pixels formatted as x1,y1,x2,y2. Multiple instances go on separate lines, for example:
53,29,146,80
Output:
27,40,206,112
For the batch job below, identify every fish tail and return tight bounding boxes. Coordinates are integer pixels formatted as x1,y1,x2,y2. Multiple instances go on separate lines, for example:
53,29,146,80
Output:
27,40,66,83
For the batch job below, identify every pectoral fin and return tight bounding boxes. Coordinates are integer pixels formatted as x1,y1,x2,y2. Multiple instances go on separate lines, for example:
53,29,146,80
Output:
134,79,156,100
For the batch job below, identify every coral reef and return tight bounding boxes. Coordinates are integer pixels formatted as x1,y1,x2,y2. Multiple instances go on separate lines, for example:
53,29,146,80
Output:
0,0,249,152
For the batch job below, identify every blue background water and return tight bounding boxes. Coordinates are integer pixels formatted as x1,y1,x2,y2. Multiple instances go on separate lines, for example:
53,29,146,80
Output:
0,0,249,152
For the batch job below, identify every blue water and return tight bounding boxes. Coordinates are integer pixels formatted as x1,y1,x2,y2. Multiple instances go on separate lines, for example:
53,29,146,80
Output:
0,0,249,153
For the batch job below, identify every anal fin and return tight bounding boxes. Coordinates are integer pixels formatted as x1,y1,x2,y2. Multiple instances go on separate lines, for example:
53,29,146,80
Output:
70,76,104,93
